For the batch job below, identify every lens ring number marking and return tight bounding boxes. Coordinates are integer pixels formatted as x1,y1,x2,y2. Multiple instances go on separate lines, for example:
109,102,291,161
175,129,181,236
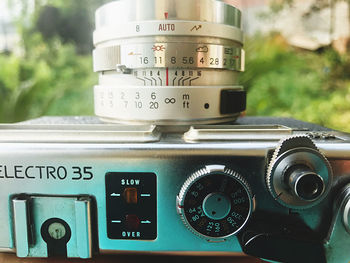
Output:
119,43,244,71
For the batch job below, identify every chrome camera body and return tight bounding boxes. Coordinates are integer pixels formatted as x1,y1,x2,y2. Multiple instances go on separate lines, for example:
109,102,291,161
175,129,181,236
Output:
0,1,350,263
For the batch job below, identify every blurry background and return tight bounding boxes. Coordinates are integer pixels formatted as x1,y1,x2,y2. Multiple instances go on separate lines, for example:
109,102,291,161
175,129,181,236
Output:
1,0,350,131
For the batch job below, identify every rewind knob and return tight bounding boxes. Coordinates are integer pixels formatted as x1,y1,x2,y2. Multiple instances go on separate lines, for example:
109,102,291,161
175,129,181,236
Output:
177,165,254,240
266,135,333,209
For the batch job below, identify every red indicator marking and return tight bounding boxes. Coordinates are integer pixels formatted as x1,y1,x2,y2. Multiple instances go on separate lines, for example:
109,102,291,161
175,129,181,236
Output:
166,67,169,86
125,214,140,230
152,45,166,52
164,12,168,19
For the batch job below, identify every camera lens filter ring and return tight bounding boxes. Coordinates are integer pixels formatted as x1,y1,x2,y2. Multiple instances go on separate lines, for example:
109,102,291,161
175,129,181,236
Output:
93,0,245,125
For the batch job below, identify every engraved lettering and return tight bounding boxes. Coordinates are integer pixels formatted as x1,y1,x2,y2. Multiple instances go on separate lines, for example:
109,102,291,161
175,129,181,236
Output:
158,23,175,31
122,231,141,238
0,165,93,181
46,166,56,179
14,166,24,179
121,179,140,185
4,166,13,178
25,166,35,179
83,167,93,180
57,166,67,180
36,166,44,179
72,166,82,180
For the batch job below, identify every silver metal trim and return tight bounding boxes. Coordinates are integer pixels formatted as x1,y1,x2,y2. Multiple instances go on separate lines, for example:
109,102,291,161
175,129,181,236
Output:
75,198,93,259
12,198,29,258
93,46,121,72
93,22,244,45
184,125,293,142
342,195,350,234
95,0,241,29
0,124,160,143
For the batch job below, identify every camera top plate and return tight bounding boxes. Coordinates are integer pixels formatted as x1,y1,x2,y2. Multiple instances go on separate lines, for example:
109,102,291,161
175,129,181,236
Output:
0,116,348,146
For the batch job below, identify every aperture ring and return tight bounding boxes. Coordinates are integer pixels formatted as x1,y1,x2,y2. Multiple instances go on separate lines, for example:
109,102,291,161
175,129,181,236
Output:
93,43,245,72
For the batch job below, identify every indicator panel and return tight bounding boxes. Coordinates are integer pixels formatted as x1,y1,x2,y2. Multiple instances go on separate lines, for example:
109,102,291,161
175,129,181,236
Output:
105,172,157,240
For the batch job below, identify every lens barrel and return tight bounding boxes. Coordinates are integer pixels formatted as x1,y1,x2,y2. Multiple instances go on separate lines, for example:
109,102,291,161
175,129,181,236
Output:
93,0,245,124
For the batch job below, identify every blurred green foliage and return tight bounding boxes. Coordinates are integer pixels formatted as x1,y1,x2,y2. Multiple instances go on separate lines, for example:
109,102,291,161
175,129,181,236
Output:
243,34,350,131
0,0,109,122
1,1,350,132
0,35,95,122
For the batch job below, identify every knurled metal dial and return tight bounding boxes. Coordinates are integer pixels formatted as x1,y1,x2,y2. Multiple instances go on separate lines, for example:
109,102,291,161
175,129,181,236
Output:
177,165,254,240
266,135,333,209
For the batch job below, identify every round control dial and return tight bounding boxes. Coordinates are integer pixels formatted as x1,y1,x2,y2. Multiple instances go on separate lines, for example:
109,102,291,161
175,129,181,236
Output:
266,135,333,209
177,165,253,240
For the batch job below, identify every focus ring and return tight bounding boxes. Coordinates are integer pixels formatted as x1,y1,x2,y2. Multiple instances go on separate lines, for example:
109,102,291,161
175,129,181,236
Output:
94,85,245,125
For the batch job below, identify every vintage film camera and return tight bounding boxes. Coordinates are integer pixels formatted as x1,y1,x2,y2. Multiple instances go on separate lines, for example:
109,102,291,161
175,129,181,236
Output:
0,0,350,262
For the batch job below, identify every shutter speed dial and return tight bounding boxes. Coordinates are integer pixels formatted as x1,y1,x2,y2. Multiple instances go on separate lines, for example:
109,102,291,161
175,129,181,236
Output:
177,165,254,240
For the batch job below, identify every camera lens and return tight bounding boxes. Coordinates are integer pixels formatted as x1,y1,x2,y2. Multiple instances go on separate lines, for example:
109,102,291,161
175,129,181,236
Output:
93,0,245,124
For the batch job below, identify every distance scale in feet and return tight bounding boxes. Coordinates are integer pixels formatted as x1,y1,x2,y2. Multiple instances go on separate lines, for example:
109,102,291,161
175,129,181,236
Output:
94,84,245,124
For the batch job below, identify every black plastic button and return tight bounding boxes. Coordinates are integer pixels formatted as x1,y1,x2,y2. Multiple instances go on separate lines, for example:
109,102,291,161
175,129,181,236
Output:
220,89,246,114
238,212,326,263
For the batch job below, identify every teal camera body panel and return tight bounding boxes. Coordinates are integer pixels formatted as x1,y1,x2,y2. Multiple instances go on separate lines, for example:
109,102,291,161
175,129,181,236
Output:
1,117,350,263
